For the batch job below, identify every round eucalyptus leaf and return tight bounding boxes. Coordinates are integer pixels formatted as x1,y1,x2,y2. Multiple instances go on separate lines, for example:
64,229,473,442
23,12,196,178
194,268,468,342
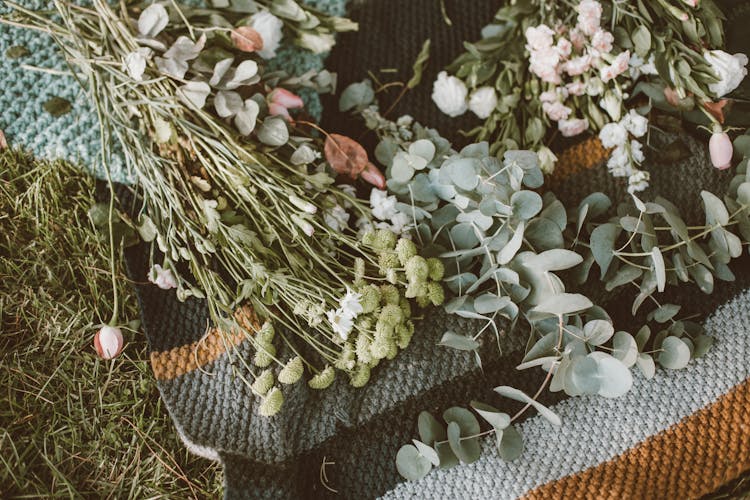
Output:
256,117,289,146
636,353,656,379
409,139,436,162
396,444,433,481
578,192,612,219
470,401,510,430
450,223,480,249
443,407,481,435
439,330,480,351
391,157,415,183
737,182,750,205
568,355,601,395
531,249,583,272
497,424,524,461
511,191,543,220
590,223,618,278
494,386,561,426
596,355,633,398
612,331,638,367
659,336,691,369
583,319,614,346
449,158,480,191
412,439,440,466
692,335,714,358
418,411,446,445
525,217,564,250
447,421,481,464
435,441,459,469
531,293,593,318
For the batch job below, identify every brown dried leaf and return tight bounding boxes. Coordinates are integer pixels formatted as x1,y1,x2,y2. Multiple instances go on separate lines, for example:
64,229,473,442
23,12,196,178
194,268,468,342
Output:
231,27,264,53
324,133,368,179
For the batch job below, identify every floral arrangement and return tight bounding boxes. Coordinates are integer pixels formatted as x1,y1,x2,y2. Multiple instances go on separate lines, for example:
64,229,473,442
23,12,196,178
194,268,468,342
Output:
5,0,750,481
430,0,748,192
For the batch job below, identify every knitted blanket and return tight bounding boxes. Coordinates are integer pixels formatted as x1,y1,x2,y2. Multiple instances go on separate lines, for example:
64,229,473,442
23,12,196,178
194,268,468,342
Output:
4,0,750,498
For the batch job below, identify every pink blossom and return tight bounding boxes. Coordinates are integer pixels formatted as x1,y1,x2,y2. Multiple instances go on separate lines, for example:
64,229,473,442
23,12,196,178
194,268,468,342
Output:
601,51,630,82
556,38,572,58
566,81,586,96
709,131,733,170
529,46,561,83
558,117,589,137
591,29,614,53
525,24,555,51
269,88,304,109
540,90,559,103
576,0,603,36
569,29,586,51
269,102,292,121
564,55,591,76
543,101,572,121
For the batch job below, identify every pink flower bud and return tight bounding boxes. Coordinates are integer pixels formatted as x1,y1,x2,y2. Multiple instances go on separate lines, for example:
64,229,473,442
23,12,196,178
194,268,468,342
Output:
94,326,124,359
268,88,304,110
231,26,264,53
268,102,292,121
709,131,733,170
360,162,386,189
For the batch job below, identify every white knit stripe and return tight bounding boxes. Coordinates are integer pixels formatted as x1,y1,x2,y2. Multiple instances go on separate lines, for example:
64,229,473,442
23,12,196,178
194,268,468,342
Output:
382,288,750,500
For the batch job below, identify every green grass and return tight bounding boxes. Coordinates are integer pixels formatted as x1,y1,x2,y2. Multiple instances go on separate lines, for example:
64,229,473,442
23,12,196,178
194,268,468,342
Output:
0,148,221,498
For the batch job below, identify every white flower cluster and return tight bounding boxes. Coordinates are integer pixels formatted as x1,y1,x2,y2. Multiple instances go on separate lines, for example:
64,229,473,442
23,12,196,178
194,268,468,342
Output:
431,71,498,119
598,110,650,193
326,288,363,341
365,188,412,236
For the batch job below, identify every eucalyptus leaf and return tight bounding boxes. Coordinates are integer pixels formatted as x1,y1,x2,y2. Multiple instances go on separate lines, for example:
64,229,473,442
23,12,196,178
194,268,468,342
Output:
590,223,618,278
412,440,440,466
651,247,666,292
439,330,479,351
497,221,525,264
418,411,446,445
583,319,614,345
511,191,543,220
396,444,432,480
636,353,656,379
653,304,681,323
497,424,524,461
612,331,638,367
494,386,562,426
658,336,691,369
531,293,593,317
470,401,510,429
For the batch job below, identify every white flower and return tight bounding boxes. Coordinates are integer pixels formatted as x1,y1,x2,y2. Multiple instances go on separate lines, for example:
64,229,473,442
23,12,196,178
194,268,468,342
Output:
468,86,498,119
599,90,622,121
576,0,602,36
543,101,572,121
566,81,586,96
591,29,614,54
629,53,657,79
529,46,561,83
537,146,558,175
148,264,177,290
370,188,398,221
556,37,572,58
599,122,628,148
586,77,604,96
251,11,284,59
525,24,555,51
627,170,650,193
432,71,468,117
327,308,354,341
124,47,152,81
389,212,412,234
621,110,648,138
607,145,632,177
324,205,351,231
297,32,335,54
564,55,591,76
601,51,630,82
630,139,645,163
558,117,589,137
703,50,749,97
340,288,364,317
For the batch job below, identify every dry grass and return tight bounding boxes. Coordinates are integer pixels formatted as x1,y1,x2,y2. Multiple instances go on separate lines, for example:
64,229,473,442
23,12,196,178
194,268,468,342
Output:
0,148,221,498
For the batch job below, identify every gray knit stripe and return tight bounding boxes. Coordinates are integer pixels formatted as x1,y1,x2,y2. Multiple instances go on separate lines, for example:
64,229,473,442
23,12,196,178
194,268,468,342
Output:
155,309,527,464
381,289,750,500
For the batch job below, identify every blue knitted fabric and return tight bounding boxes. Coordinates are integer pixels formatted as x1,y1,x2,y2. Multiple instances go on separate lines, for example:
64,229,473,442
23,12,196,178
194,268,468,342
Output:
0,0,347,183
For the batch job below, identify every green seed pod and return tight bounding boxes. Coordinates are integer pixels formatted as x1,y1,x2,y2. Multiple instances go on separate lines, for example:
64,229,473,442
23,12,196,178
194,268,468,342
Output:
405,255,430,282
374,229,397,251
427,257,445,281
253,343,276,367
395,238,418,266
370,338,390,359
308,366,336,390
251,369,274,396
396,322,415,349
355,334,373,364
350,364,371,387
359,285,381,313
361,230,376,246
427,281,445,306
379,284,400,305
379,303,403,327
378,252,400,273
399,297,412,319
354,257,366,281
277,356,304,384
258,387,284,417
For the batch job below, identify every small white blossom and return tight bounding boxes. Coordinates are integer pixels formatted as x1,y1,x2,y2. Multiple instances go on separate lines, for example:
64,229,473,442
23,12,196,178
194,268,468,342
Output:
124,47,152,81
537,146,558,175
340,288,364,317
525,24,555,51
148,264,177,290
621,110,648,138
324,205,351,231
703,50,749,97
599,122,628,148
468,86,498,119
576,0,603,36
297,32,336,54
370,188,398,221
251,11,284,59
432,71,468,117
607,145,633,177
327,308,354,341
627,170,650,194
630,139,645,163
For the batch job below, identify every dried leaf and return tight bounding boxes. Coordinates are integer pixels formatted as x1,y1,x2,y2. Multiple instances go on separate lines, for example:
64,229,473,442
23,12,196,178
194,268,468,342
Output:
324,134,369,179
